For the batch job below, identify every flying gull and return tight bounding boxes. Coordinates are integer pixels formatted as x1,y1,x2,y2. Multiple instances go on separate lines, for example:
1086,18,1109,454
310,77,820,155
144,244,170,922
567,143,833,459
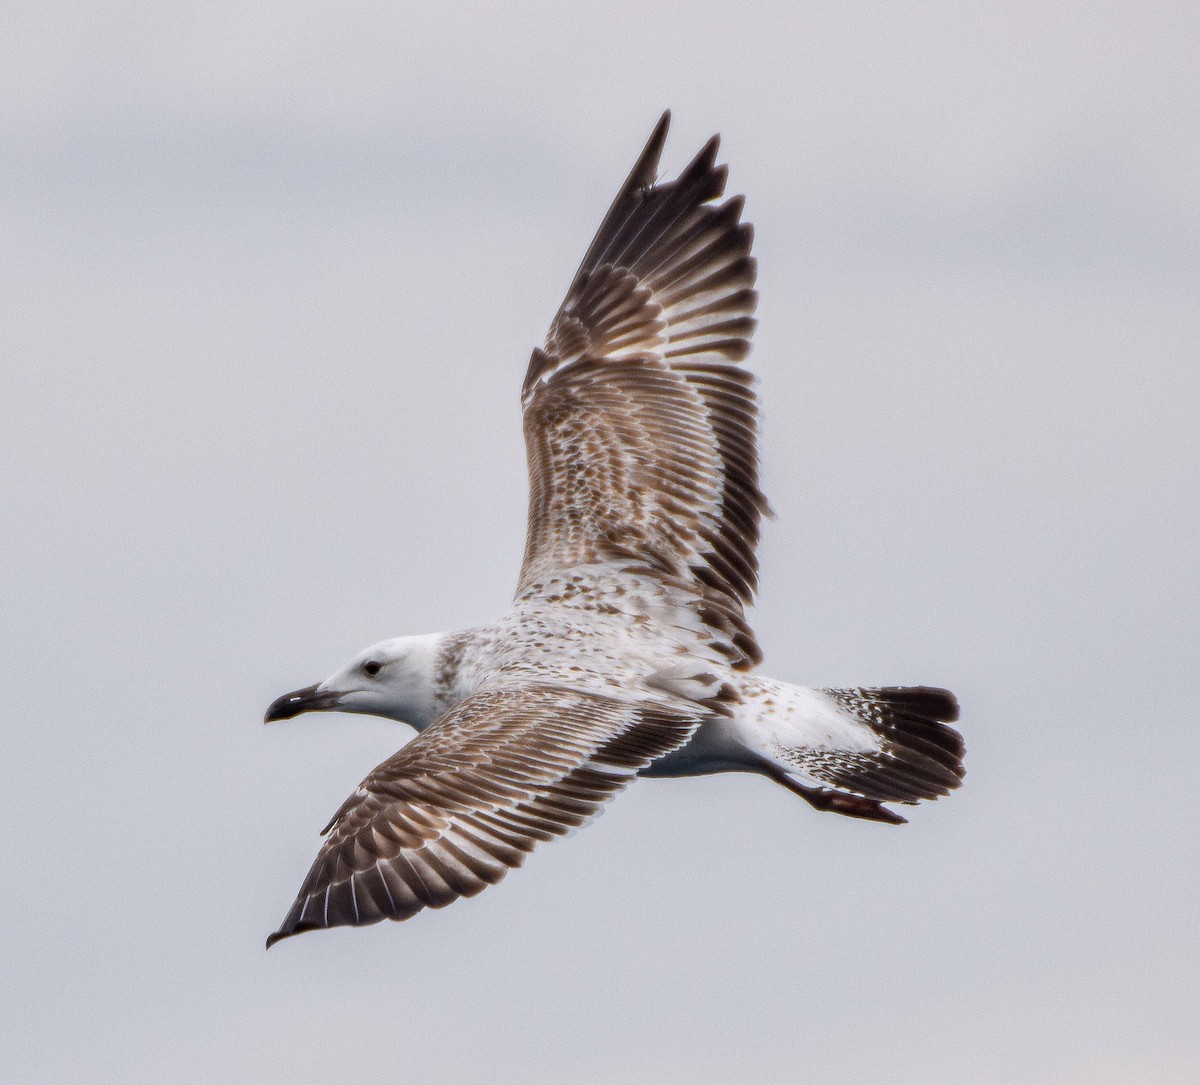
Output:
264,113,964,946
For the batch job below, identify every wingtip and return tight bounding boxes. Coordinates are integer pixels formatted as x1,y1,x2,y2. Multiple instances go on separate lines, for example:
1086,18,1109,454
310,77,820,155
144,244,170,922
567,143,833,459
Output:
671,134,724,199
631,110,672,187
265,922,301,949
698,132,721,161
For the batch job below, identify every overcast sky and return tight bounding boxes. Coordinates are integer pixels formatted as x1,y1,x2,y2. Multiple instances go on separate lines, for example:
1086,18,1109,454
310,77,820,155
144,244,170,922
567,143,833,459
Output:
4,4,1199,1083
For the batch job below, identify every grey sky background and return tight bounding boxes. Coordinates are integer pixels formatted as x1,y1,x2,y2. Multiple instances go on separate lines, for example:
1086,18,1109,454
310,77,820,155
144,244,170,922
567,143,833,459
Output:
3,3,1198,1083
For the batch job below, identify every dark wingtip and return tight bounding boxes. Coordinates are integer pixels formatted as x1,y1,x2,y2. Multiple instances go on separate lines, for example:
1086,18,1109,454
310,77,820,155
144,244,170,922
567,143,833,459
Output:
630,110,672,188
265,928,293,950
265,907,309,949
635,114,722,193
695,133,722,168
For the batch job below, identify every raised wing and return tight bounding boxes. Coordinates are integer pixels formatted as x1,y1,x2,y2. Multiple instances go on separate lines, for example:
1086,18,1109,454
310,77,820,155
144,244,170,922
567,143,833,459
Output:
518,112,768,668
267,685,697,945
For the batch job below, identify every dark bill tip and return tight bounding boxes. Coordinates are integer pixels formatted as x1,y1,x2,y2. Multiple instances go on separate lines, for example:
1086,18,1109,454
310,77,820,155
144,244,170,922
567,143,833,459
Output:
264,684,343,723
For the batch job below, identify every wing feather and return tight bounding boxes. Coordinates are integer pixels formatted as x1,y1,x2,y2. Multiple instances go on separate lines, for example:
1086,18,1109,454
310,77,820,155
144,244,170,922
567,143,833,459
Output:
518,114,767,667
267,685,698,945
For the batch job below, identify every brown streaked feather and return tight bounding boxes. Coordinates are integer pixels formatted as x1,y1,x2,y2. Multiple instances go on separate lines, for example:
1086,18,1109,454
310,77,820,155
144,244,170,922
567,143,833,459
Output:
518,114,767,666
266,685,698,945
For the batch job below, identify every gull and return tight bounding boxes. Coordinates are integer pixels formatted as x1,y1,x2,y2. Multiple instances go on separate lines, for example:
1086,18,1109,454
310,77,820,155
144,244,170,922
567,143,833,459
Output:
264,113,964,946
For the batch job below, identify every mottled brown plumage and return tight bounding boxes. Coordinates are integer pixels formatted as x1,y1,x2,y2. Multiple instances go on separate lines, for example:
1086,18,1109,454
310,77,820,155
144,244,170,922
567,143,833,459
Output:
268,686,698,945
265,114,964,947
519,112,767,668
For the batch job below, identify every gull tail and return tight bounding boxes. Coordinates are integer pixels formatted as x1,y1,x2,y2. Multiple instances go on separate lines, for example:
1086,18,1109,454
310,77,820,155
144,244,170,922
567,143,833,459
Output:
747,681,964,824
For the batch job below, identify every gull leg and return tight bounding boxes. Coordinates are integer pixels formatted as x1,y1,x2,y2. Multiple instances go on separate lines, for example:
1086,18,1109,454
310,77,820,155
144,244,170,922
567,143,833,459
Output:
762,765,907,825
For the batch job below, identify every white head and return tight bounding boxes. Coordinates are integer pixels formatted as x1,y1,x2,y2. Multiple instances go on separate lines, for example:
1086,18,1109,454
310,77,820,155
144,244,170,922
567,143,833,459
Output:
264,633,446,731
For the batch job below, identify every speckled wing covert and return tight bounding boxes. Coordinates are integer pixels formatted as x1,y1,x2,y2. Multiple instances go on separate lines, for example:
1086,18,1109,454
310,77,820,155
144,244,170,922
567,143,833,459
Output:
519,112,768,669
267,685,698,946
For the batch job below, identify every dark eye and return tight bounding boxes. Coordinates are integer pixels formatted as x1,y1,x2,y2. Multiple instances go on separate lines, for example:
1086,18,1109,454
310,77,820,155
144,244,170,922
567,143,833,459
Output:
363,660,382,676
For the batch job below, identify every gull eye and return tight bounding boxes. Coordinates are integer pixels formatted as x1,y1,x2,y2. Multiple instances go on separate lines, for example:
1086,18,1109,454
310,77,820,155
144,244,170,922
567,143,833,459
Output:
363,660,383,677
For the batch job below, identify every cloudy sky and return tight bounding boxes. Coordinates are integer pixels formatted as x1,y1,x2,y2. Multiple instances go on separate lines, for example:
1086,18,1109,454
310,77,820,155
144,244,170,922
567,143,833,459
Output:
4,3,1198,1083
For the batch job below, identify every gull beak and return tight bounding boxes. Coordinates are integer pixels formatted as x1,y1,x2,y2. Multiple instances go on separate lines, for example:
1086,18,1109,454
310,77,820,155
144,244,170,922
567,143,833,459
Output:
264,684,345,723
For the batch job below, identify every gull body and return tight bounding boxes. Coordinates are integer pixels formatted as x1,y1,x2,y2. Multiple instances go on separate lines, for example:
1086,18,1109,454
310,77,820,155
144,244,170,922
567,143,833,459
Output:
270,628,959,815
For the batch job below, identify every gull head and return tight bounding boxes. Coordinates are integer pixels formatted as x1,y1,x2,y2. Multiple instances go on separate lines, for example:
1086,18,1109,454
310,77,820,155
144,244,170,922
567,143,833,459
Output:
264,634,444,730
